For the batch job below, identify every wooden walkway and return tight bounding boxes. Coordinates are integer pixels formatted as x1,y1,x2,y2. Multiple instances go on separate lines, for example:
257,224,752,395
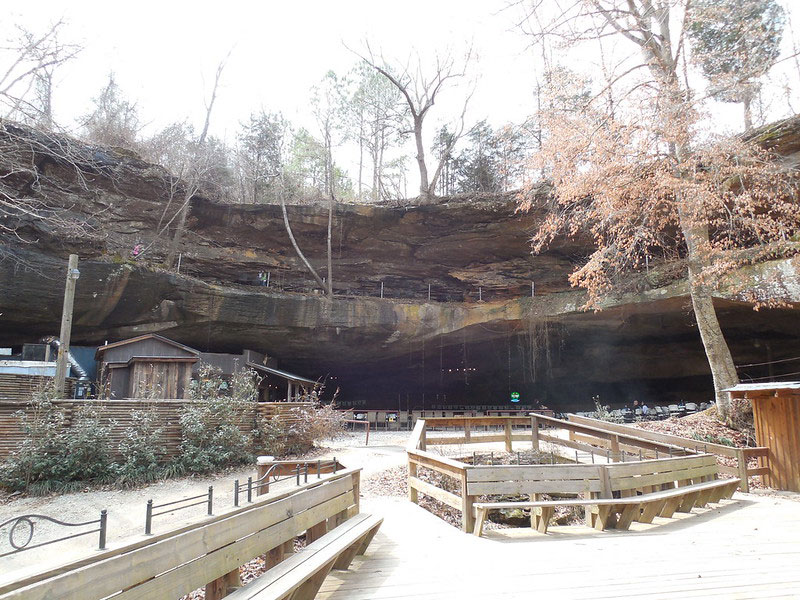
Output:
319,494,800,599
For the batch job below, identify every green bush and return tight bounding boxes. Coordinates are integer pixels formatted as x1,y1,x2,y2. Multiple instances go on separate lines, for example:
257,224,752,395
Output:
0,387,115,494
173,364,257,474
115,408,166,487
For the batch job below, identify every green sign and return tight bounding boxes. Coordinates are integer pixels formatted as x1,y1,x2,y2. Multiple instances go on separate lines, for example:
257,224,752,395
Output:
510,391,520,403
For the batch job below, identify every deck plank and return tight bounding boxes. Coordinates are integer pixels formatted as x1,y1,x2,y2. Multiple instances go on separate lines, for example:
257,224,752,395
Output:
318,494,800,599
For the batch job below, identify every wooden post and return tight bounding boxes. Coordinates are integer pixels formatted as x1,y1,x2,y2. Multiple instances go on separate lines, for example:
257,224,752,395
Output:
610,435,621,460
531,416,540,451
408,457,418,504
735,447,750,493
419,422,427,451
460,470,475,533
55,254,79,398
352,470,361,515
504,420,513,452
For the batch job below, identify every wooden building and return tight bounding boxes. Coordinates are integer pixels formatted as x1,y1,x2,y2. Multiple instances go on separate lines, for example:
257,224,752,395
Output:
727,382,800,492
96,334,199,399
194,349,319,402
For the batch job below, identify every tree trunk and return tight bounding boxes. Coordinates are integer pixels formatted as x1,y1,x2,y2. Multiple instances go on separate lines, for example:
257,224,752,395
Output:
165,188,192,269
743,93,753,131
414,116,431,200
677,203,739,422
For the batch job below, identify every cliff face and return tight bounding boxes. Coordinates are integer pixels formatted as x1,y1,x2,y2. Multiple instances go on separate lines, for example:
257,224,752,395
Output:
1,121,800,409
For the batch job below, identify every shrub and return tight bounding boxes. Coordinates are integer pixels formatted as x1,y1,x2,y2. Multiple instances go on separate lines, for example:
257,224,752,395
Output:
115,408,166,487
174,364,257,474
261,402,346,456
0,387,114,494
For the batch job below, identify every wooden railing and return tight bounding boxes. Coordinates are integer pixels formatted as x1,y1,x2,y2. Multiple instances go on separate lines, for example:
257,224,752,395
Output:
566,414,769,492
406,418,731,535
0,468,362,600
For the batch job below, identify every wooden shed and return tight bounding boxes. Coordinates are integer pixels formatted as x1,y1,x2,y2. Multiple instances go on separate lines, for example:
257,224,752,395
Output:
726,382,800,492
96,334,199,399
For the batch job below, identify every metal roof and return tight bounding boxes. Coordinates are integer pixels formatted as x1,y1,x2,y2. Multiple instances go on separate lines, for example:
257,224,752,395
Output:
724,382,800,392
246,362,318,385
95,334,199,358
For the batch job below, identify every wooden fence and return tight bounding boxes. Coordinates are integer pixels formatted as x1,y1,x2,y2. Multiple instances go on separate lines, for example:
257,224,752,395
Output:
0,400,313,461
565,414,769,493
406,415,751,532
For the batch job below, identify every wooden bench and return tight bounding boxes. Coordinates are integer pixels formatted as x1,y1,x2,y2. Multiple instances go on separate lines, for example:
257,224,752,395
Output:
0,468,375,600
225,512,382,600
471,455,740,537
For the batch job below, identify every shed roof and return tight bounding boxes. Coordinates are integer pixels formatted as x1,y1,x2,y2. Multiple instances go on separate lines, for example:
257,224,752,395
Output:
246,362,318,386
725,382,800,392
95,334,199,360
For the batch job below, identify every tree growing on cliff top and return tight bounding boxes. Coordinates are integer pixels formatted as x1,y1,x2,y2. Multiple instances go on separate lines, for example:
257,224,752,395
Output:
688,0,786,131
516,0,800,423
355,44,474,202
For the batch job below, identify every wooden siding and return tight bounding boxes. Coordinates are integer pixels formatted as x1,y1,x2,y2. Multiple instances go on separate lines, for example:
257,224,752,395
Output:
750,391,800,492
101,338,197,364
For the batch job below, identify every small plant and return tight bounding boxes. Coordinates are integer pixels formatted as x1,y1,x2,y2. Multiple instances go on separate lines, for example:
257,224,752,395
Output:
591,396,623,423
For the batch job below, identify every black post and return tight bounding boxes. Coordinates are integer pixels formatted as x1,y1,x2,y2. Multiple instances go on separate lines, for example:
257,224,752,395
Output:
207,486,213,515
639,449,643,461
145,499,153,535
247,476,253,503
234,480,240,507
655,449,659,459
296,464,301,485
98,509,107,550
317,460,322,478
333,457,338,474
304,464,308,483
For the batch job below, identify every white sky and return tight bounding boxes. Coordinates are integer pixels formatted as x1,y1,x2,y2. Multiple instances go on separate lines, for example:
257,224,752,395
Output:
5,1,800,194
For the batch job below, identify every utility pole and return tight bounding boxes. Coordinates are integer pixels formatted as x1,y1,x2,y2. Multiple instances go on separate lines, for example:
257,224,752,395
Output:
55,254,80,398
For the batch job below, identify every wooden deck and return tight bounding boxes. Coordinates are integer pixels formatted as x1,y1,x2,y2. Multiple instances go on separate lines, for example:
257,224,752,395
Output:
319,493,800,599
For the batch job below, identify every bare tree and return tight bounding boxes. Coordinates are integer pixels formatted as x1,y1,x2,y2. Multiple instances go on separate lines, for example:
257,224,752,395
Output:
515,0,800,422
163,56,229,269
0,19,81,125
355,44,474,202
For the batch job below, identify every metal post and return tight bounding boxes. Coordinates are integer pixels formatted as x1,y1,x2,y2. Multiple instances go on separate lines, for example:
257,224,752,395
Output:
207,486,214,515
98,510,107,550
55,254,79,397
145,499,153,535
333,457,338,474
490,451,494,465
304,464,308,483
380,281,384,298
428,283,431,301
655,449,659,459
639,449,643,461
317,460,322,478
517,451,521,465
478,286,482,302
606,449,610,462
669,447,673,457
234,480,240,507
590,451,595,464
177,252,182,273
621,452,626,462
531,281,535,297
550,451,555,465
575,450,579,463
296,465,301,485
247,477,253,503
266,271,270,287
